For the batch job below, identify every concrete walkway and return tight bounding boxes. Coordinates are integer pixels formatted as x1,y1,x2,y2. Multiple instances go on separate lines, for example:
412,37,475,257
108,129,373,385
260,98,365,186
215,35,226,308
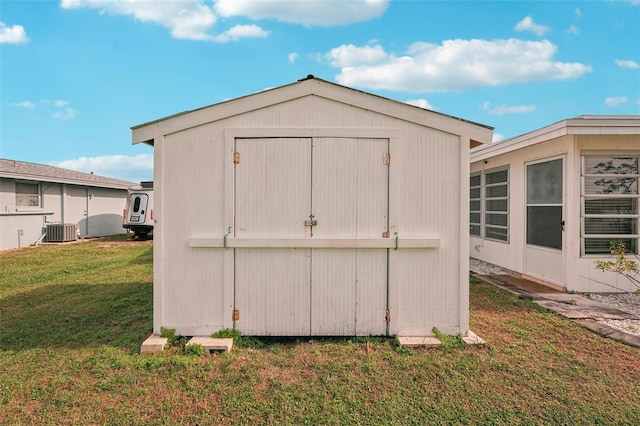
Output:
473,272,640,349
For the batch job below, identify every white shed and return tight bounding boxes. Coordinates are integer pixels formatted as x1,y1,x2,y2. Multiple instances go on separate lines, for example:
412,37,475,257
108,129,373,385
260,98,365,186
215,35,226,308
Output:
132,76,493,337
470,116,640,293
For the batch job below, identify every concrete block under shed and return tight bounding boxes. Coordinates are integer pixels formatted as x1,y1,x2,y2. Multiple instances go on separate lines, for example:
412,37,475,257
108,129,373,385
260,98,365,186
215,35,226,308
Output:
397,336,442,348
141,334,168,353
398,330,485,348
462,330,485,345
186,337,234,353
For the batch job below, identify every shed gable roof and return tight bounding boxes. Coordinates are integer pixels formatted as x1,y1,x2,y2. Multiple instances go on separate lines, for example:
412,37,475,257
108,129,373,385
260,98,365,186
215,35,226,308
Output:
0,158,136,189
132,76,493,148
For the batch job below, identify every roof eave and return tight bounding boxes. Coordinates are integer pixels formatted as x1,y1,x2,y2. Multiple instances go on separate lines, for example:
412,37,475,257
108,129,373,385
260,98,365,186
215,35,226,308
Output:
0,173,133,189
132,77,494,148
471,115,640,162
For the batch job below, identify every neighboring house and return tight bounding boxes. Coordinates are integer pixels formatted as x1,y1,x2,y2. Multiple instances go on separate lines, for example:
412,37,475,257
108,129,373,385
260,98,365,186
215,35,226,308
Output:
0,158,136,250
470,115,640,293
132,76,493,338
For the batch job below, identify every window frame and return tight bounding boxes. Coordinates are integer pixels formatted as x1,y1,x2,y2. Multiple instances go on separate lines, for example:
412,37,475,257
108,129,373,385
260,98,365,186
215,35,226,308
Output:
470,166,510,243
15,181,41,209
469,172,481,237
581,153,640,256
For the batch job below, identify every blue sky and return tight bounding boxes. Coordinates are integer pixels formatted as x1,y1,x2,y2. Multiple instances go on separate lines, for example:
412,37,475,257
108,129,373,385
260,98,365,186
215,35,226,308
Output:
1,0,639,183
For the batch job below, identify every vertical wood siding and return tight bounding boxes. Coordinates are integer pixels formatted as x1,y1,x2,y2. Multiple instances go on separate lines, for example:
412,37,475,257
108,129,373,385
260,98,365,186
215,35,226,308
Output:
157,94,468,336
392,127,462,335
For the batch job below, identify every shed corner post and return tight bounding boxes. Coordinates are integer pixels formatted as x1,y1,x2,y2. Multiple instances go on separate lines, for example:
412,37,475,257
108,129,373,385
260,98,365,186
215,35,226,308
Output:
459,135,471,334
152,135,164,335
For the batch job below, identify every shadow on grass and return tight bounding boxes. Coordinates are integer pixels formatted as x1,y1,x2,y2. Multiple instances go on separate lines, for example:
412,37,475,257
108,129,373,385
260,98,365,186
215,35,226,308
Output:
0,280,152,354
127,246,153,266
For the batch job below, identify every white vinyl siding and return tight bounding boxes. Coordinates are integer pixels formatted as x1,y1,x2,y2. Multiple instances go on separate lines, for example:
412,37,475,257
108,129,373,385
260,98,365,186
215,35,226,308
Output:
471,167,509,242
582,155,640,255
15,182,40,208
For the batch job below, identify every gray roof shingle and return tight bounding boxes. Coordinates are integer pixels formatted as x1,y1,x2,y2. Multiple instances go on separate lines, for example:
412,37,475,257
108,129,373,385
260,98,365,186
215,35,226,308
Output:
0,158,136,189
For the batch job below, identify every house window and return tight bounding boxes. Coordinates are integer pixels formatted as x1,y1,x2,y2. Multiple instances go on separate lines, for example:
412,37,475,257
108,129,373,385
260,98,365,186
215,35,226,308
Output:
470,173,481,237
582,155,640,255
470,167,509,242
15,182,40,207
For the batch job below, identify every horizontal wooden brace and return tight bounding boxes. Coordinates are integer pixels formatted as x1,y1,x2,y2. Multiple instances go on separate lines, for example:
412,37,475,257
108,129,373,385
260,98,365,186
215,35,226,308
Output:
189,237,441,249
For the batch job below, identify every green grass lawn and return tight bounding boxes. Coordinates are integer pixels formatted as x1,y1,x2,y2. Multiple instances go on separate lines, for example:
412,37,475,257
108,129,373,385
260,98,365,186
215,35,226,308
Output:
1,236,639,425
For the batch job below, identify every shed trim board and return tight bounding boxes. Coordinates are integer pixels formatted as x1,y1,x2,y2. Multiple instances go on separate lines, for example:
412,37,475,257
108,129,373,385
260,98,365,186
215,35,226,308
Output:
470,116,640,293
189,237,442,249
135,77,493,337
132,77,492,149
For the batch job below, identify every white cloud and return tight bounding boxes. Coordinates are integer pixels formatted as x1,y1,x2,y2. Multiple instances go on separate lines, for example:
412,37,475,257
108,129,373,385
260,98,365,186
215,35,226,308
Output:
52,108,79,120
566,25,580,35
327,44,389,67
61,0,388,41
14,101,36,109
61,0,218,41
604,96,627,107
404,99,435,110
484,103,537,115
0,22,29,44
492,133,505,143
50,154,153,183
515,16,550,36
13,98,78,117
214,0,389,27
212,24,269,43
615,59,640,69
329,39,592,93
288,52,299,63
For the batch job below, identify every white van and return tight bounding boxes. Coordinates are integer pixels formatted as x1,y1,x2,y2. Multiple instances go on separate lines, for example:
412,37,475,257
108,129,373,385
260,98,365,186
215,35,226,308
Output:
123,181,153,239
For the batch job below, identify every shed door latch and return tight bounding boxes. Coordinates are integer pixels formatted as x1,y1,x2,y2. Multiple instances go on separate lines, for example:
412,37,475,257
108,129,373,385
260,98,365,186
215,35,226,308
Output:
304,214,317,227
233,309,240,321
385,309,391,323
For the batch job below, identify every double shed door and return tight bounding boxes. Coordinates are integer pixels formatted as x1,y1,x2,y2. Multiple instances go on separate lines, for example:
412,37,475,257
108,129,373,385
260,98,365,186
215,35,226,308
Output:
234,137,389,336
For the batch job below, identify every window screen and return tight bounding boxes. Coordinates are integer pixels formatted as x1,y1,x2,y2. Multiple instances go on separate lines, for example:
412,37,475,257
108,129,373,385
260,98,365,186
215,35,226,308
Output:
526,159,563,250
16,182,40,207
484,168,509,242
470,168,509,242
582,155,640,255
527,206,562,249
470,173,481,236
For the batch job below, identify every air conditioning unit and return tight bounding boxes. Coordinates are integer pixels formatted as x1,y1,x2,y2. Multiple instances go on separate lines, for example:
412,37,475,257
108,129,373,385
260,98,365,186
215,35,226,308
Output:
46,224,77,242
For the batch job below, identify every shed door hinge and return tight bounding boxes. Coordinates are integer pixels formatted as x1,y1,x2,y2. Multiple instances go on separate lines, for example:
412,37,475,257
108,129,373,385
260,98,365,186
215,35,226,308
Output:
233,309,240,321
233,152,240,164
383,153,390,166
385,309,390,323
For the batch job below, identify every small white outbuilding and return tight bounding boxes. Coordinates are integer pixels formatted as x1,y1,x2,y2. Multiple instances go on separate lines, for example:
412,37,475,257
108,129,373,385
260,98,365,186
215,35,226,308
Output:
470,116,640,293
132,76,492,338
